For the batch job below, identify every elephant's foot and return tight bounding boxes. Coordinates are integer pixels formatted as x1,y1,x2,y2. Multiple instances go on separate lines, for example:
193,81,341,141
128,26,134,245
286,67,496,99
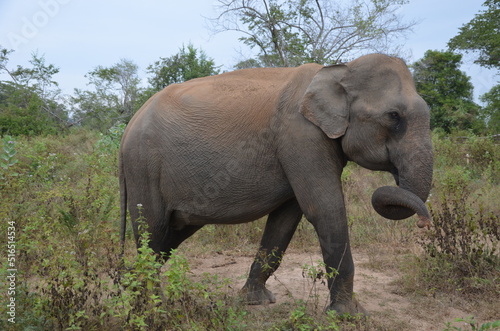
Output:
328,298,368,316
240,281,276,305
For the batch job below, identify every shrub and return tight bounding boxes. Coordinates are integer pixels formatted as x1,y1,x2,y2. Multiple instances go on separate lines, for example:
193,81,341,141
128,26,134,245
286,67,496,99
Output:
433,133,500,183
417,178,499,296
443,316,500,331
0,128,248,330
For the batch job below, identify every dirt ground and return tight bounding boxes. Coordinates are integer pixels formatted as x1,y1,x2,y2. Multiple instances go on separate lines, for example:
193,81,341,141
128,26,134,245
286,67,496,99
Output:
185,249,492,330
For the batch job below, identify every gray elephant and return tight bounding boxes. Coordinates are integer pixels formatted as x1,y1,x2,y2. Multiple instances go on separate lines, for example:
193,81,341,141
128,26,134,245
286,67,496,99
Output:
119,54,433,314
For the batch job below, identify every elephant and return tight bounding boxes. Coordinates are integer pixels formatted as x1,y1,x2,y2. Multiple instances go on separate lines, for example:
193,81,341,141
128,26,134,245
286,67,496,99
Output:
119,53,433,315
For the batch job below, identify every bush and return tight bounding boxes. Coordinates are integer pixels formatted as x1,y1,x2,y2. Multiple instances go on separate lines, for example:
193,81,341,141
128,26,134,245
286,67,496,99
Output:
433,133,500,183
416,177,499,296
0,128,251,331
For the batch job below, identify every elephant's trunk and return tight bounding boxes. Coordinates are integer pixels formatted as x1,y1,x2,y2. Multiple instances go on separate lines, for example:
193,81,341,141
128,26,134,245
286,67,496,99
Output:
371,186,431,228
371,138,433,228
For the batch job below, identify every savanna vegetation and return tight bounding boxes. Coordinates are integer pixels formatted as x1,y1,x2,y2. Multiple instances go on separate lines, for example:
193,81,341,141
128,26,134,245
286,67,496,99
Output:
0,126,498,330
1,0,499,330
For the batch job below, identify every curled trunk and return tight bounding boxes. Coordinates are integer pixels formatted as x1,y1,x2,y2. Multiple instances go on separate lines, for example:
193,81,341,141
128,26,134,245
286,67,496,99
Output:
372,132,433,228
371,186,431,228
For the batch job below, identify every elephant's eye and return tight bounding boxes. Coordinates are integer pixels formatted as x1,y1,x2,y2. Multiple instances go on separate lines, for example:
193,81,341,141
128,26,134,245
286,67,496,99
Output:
387,111,406,136
388,111,400,121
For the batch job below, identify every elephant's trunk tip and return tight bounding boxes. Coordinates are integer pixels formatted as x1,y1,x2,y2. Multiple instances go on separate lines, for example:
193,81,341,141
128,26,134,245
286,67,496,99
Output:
417,215,431,229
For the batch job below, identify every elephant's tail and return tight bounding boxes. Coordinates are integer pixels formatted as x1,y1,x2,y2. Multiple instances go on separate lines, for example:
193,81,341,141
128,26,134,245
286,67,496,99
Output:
119,151,127,265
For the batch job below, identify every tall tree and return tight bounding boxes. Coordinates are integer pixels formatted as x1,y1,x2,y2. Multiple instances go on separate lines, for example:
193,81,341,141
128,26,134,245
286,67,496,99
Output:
448,0,499,70
412,50,482,133
480,84,500,133
71,59,142,131
146,44,220,92
212,0,416,67
448,0,499,134
0,47,68,135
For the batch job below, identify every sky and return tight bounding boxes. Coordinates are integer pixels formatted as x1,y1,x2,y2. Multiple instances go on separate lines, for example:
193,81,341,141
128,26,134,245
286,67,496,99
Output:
0,0,497,101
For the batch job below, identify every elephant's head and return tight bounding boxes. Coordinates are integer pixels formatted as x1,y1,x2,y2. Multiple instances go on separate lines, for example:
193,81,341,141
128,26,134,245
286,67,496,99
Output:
300,54,433,227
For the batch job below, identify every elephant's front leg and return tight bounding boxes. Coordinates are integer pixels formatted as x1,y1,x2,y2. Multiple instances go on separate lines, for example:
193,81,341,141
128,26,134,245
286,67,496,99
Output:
241,198,302,304
310,210,367,315
284,163,366,314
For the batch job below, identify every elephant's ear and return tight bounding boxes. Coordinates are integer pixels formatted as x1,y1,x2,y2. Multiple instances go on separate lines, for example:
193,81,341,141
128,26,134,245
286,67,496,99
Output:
299,65,349,139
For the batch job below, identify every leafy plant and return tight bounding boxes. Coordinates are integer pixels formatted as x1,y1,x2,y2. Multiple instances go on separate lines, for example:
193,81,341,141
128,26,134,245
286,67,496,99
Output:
301,260,339,310
109,218,167,331
0,135,18,169
280,302,368,331
289,304,321,330
0,135,19,183
443,316,500,331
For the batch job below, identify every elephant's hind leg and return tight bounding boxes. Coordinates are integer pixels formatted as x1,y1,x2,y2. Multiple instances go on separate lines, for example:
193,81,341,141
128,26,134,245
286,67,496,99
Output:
241,198,302,305
157,224,202,262
128,186,201,261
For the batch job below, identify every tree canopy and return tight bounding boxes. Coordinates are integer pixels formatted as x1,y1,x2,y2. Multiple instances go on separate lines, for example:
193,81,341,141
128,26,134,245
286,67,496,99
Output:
71,59,143,132
69,45,219,132
412,50,482,133
212,0,416,67
448,0,500,70
480,84,500,132
146,44,220,91
0,47,69,135
447,0,499,134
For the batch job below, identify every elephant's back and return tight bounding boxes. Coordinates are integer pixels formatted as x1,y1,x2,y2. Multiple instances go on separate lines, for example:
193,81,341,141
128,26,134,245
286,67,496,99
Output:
150,68,291,127
125,64,320,138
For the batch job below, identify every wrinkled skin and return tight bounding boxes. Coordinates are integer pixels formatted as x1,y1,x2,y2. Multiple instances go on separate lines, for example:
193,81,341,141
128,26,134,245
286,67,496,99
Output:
119,54,433,315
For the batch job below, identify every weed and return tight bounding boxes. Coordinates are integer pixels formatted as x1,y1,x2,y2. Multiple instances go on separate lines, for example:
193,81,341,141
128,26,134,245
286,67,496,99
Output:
288,303,321,330
275,302,369,331
0,135,18,178
443,316,500,331
301,260,338,310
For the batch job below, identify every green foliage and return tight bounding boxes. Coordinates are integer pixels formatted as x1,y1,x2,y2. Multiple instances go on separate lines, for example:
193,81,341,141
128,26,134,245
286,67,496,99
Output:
288,304,321,330
0,129,121,330
479,84,500,133
0,135,18,175
392,134,499,319
109,219,166,331
276,303,367,331
443,316,500,331
301,260,339,310
447,0,499,135
0,129,248,330
432,133,500,183
0,47,69,135
71,59,143,132
422,186,499,279
110,226,247,331
412,50,483,133
448,0,500,70
146,44,220,91
96,122,127,153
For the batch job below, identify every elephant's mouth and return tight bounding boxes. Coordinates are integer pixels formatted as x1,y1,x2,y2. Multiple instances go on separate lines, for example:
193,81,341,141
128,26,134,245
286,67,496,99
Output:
371,186,431,228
